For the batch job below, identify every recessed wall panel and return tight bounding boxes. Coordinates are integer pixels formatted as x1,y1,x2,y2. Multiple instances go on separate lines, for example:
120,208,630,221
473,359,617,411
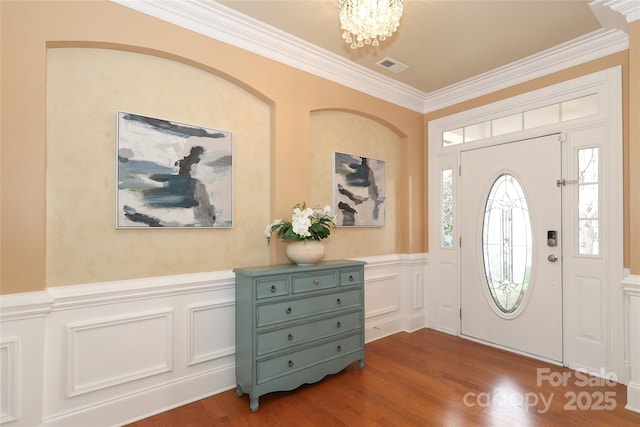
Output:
188,301,235,366
67,310,173,396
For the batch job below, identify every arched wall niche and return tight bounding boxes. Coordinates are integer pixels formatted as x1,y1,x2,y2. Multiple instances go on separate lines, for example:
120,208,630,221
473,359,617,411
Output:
309,109,403,258
46,41,275,106
46,46,273,286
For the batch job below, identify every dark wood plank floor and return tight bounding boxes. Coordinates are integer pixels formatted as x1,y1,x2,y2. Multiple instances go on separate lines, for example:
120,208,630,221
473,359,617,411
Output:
126,329,640,426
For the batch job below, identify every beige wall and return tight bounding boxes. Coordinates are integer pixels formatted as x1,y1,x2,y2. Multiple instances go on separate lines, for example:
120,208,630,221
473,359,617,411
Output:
2,1,637,294
46,48,272,286
310,110,403,258
630,20,640,274
0,1,425,293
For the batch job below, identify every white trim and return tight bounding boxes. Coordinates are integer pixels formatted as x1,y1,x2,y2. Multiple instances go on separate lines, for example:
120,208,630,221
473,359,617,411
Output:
110,1,628,114
65,309,174,397
47,270,235,311
590,0,640,27
111,0,427,112
0,291,53,321
423,29,627,113
186,300,236,366
0,337,19,424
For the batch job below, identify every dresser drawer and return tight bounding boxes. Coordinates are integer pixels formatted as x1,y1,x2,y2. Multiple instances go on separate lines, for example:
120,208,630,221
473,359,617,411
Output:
256,310,362,355
255,276,289,299
292,271,337,293
340,268,363,286
257,333,362,384
256,288,362,327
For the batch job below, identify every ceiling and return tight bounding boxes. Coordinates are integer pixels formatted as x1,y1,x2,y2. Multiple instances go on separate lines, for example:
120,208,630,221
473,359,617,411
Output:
217,0,602,94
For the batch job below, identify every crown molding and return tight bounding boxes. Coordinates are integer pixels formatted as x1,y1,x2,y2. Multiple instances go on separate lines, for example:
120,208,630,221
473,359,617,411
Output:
112,1,629,114
423,28,628,113
111,0,427,112
591,0,640,24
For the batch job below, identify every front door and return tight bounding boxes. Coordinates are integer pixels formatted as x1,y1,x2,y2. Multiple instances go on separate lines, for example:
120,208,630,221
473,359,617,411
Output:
460,134,563,362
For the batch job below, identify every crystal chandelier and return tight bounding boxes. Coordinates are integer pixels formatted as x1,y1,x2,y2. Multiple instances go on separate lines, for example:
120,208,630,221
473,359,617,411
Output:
339,0,404,49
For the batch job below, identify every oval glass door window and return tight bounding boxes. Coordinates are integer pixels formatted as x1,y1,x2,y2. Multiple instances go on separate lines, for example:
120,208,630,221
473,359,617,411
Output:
482,174,532,314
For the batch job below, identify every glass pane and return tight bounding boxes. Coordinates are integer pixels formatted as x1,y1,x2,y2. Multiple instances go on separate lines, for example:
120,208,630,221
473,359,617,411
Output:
443,128,463,146
524,104,559,129
579,148,599,183
492,113,522,137
441,169,454,247
562,94,598,121
482,174,532,314
464,121,491,142
579,220,599,255
578,147,599,255
579,184,598,219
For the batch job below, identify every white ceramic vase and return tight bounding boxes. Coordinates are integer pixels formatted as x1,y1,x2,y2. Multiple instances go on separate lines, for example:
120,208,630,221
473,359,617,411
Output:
286,240,325,265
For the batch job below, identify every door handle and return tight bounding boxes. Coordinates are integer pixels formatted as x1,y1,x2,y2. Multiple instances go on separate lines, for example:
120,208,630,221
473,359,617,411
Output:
547,254,558,262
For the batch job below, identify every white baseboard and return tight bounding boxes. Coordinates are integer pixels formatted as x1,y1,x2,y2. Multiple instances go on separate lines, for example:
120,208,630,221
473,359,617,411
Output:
45,365,235,426
627,381,640,413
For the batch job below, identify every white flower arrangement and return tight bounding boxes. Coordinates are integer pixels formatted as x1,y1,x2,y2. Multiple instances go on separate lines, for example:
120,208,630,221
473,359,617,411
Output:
265,202,337,244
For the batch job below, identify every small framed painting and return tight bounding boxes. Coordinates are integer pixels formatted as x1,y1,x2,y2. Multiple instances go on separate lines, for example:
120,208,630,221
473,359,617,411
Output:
116,111,232,228
333,151,386,227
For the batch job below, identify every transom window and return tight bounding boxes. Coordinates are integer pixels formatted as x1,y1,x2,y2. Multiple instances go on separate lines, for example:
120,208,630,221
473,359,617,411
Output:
443,94,598,146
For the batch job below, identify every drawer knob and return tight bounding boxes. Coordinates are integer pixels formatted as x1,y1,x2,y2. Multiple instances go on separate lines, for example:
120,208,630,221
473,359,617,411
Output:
286,307,292,314
314,279,320,285
288,360,294,367
337,345,342,352
288,333,293,341
349,275,354,282
336,298,342,305
336,321,342,328
270,285,277,293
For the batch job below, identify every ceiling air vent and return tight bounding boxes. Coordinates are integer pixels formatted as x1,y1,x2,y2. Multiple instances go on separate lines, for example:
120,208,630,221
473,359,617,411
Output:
375,57,409,73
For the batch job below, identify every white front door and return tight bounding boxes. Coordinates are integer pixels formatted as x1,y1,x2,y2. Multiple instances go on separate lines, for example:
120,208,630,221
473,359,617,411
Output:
460,134,563,362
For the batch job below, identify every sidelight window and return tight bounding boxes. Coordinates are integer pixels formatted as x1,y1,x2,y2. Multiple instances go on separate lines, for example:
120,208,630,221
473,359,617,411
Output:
578,148,599,255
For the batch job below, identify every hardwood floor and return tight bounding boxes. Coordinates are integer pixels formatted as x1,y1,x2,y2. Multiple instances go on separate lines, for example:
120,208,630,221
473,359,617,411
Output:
126,329,640,426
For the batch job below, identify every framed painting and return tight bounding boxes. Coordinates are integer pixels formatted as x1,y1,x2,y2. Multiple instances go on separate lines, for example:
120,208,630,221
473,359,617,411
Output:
116,111,232,228
333,151,386,227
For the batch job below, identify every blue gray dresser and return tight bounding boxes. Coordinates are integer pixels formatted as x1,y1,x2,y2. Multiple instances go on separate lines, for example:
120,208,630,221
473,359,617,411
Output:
234,259,366,411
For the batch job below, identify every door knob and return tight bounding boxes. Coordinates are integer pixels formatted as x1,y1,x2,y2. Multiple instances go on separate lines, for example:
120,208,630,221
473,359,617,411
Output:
547,254,558,262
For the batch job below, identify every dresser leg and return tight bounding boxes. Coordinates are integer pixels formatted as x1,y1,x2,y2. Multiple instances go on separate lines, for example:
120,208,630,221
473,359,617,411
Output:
358,359,365,370
250,395,259,412
236,385,244,397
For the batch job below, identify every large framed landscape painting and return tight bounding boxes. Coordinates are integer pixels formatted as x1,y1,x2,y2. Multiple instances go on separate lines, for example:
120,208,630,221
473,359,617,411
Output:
333,151,386,227
117,111,233,228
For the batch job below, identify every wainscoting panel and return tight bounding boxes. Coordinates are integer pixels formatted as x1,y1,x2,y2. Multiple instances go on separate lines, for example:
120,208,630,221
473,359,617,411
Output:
0,337,18,424
42,271,237,426
0,291,51,427
0,255,428,426
187,300,235,366
66,309,174,397
623,275,640,413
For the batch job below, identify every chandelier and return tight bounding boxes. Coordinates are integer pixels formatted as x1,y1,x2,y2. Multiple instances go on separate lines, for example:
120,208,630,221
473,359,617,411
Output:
339,0,404,49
